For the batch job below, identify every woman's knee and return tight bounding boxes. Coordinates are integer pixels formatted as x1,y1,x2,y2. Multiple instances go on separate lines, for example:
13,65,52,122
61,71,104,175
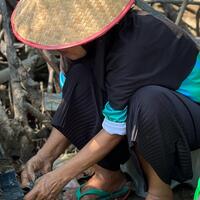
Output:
127,85,174,142
130,85,170,114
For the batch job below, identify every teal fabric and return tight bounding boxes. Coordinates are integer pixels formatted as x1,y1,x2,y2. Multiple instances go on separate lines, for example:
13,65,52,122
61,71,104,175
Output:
102,102,127,123
59,71,66,89
177,52,200,102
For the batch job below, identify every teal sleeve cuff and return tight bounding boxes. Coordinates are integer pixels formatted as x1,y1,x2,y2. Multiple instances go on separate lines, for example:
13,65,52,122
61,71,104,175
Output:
102,102,127,123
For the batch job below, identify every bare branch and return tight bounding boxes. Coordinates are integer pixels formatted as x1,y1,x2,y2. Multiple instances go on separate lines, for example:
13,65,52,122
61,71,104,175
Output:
144,0,200,5
162,3,191,33
0,0,28,123
0,55,40,84
136,0,200,49
25,102,51,126
196,8,200,36
175,0,189,25
38,50,59,75
0,101,19,158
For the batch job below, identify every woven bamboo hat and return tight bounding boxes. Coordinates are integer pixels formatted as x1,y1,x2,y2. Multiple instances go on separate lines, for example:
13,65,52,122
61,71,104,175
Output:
11,0,135,50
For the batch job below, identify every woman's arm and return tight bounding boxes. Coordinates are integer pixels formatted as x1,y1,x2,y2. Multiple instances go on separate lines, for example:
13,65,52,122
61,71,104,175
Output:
37,128,70,162
58,129,123,182
24,129,123,200
21,128,70,187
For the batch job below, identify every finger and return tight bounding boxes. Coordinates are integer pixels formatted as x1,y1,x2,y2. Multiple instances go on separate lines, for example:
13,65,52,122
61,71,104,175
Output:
26,163,36,182
21,170,31,187
24,187,38,200
42,164,52,174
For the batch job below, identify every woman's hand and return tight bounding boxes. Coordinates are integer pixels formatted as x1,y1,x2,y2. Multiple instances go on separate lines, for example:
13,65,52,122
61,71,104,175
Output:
21,154,53,187
21,128,70,187
23,129,123,199
23,170,65,200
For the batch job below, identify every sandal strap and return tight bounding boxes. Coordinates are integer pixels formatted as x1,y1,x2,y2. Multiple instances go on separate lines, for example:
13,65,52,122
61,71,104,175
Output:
100,186,129,200
76,184,110,200
75,184,130,200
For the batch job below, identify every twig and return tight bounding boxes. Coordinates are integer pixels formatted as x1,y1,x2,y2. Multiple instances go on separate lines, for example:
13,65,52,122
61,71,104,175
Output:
0,55,40,84
0,0,27,123
38,50,61,93
0,67,9,83
162,3,191,33
0,101,17,158
0,14,2,30
136,0,200,49
25,102,51,124
175,0,189,25
47,64,54,93
196,8,200,36
0,102,15,138
38,50,59,75
0,144,5,158
144,0,200,5
186,7,197,15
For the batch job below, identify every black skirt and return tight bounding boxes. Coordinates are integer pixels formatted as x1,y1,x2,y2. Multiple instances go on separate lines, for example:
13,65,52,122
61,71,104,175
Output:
52,64,200,184
127,85,200,184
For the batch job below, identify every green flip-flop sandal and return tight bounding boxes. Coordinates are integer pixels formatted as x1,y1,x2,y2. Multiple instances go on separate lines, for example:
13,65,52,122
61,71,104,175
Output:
75,184,131,200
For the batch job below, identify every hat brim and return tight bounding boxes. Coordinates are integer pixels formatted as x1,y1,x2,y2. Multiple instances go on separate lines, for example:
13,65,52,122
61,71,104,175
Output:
11,0,134,50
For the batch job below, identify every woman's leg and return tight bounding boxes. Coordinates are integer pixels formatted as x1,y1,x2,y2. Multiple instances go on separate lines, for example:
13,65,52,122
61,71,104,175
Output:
137,152,173,200
84,138,130,192
127,85,200,200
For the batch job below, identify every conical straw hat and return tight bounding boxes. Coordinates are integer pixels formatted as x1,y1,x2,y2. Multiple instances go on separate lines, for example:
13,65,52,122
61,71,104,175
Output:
11,0,135,50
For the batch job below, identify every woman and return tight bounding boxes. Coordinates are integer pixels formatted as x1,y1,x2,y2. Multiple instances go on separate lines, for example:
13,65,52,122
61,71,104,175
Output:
11,0,200,199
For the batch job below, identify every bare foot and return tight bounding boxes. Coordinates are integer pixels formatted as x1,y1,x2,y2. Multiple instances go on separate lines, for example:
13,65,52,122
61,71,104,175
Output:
64,165,129,200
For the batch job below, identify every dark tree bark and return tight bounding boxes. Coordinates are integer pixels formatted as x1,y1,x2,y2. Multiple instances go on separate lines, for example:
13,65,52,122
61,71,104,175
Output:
0,0,51,163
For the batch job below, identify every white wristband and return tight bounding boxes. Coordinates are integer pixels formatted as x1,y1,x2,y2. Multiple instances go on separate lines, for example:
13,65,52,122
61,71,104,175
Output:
102,118,126,135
